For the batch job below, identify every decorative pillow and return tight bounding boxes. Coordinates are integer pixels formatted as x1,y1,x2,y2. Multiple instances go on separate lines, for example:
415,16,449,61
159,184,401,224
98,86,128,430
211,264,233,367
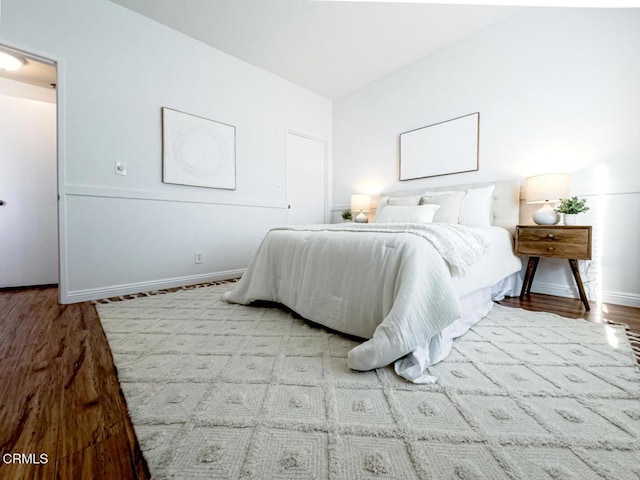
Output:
374,195,422,221
420,191,466,224
458,185,495,227
375,204,440,224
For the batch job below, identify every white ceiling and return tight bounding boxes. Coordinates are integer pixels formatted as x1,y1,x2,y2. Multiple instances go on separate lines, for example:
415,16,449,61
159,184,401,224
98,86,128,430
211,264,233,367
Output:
108,0,521,99
0,47,57,89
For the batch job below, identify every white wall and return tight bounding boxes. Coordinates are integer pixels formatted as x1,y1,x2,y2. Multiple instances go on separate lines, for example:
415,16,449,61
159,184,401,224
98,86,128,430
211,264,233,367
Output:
333,8,640,307
0,78,57,287
0,0,331,302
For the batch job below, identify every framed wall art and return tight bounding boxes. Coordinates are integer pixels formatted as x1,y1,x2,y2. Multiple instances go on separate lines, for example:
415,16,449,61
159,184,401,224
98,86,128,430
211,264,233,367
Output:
162,107,236,190
399,112,479,181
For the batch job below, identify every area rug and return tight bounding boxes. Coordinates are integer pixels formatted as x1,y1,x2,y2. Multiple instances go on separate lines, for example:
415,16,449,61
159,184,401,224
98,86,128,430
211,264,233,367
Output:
97,284,640,479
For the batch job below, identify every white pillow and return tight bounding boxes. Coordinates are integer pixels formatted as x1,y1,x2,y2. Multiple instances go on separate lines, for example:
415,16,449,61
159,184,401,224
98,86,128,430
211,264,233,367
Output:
375,204,440,224
387,195,422,206
458,185,495,227
420,191,466,224
374,195,422,221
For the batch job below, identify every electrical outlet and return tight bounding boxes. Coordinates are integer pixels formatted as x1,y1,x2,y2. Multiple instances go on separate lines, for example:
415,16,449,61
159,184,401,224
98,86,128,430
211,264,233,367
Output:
115,161,127,176
194,251,203,264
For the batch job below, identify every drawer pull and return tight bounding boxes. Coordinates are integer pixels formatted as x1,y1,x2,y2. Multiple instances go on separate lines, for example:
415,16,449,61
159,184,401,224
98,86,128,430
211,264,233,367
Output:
548,233,554,238
547,247,554,251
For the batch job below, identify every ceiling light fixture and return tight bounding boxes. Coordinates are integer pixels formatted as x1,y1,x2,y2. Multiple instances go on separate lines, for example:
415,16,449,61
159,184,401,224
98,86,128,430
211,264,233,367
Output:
314,0,640,7
0,50,25,72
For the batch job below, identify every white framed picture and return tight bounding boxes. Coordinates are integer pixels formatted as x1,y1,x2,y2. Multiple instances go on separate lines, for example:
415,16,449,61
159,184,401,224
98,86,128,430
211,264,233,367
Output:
162,107,236,190
400,112,479,181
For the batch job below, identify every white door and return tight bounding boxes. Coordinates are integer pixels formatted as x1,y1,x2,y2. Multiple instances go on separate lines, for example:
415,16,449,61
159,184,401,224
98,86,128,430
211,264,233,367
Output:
286,132,327,225
0,91,58,288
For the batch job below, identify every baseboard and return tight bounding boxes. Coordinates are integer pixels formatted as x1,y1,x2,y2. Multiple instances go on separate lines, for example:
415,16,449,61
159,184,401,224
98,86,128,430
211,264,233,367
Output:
63,269,245,304
531,281,640,308
64,272,640,307
601,291,640,309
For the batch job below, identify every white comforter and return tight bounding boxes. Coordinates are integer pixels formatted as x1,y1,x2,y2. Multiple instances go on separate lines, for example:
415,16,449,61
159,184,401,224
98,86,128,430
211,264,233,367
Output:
223,223,488,373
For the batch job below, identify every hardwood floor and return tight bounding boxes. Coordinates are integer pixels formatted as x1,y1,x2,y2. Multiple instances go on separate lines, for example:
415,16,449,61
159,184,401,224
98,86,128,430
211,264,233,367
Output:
0,286,638,479
0,287,148,480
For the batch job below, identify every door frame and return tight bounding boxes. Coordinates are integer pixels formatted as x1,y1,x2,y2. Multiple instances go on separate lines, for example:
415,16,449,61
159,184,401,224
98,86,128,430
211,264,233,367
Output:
0,43,67,302
285,129,330,225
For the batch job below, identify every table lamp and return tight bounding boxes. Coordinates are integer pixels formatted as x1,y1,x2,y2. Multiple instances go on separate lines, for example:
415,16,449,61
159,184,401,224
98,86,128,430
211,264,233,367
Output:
351,194,371,223
525,173,570,225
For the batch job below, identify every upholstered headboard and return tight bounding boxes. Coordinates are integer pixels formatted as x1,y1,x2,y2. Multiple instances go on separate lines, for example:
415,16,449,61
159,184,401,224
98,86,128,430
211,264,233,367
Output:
379,179,520,236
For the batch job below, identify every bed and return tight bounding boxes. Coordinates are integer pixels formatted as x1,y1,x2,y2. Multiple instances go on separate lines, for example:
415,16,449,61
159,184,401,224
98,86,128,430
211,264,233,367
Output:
224,180,522,383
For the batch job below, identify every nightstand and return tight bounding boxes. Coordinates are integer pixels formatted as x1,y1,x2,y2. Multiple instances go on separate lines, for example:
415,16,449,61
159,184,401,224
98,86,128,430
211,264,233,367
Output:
515,225,592,310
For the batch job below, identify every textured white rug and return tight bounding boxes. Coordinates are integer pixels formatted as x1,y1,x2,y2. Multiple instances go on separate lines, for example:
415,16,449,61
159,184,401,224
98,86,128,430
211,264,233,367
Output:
97,284,640,479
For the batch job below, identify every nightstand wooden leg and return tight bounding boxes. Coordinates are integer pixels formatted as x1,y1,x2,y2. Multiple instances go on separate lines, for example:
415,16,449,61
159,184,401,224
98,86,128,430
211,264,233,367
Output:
526,257,540,295
568,259,590,311
520,257,540,299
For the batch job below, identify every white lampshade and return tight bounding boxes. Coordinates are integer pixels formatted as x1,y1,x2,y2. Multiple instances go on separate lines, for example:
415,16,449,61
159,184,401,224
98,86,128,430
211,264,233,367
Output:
0,50,25,72
525,173,570,204
525,173,570,225
351,194,371,212
351,194,371,223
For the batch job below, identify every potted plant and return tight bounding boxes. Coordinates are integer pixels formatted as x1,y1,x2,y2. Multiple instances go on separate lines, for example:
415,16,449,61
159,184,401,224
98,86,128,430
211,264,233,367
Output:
555,196,589,225
341,209,352,222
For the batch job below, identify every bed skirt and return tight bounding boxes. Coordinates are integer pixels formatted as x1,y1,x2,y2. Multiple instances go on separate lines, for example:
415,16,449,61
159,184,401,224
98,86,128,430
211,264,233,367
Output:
394,273,520,383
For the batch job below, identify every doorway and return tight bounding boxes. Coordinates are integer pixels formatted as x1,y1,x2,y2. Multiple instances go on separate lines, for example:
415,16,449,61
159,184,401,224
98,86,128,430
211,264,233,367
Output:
285,130,328,225
0,45,58,289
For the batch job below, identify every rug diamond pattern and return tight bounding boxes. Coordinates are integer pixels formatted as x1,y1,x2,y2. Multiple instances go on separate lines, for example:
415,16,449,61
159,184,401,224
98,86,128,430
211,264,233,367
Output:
97,284,640,479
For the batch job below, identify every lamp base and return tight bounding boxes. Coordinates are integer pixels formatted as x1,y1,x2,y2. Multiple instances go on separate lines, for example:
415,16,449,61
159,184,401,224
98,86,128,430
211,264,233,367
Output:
354,211,368,223
532,203,560,225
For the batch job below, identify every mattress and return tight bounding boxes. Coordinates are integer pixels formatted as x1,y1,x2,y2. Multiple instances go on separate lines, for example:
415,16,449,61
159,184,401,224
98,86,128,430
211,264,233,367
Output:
452,226,522,297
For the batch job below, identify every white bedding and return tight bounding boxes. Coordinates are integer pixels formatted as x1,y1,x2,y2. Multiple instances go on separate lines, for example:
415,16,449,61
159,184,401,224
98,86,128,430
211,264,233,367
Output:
395,276,518,383
451,226,522,297
223,223,521,381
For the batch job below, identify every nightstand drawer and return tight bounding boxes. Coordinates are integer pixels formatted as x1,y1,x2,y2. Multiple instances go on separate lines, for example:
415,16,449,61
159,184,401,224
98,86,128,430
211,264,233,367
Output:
516,226,592,260
517,241,590,259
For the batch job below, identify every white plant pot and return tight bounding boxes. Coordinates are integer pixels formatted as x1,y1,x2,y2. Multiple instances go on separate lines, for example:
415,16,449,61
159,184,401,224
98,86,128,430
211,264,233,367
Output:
563,214,578,225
